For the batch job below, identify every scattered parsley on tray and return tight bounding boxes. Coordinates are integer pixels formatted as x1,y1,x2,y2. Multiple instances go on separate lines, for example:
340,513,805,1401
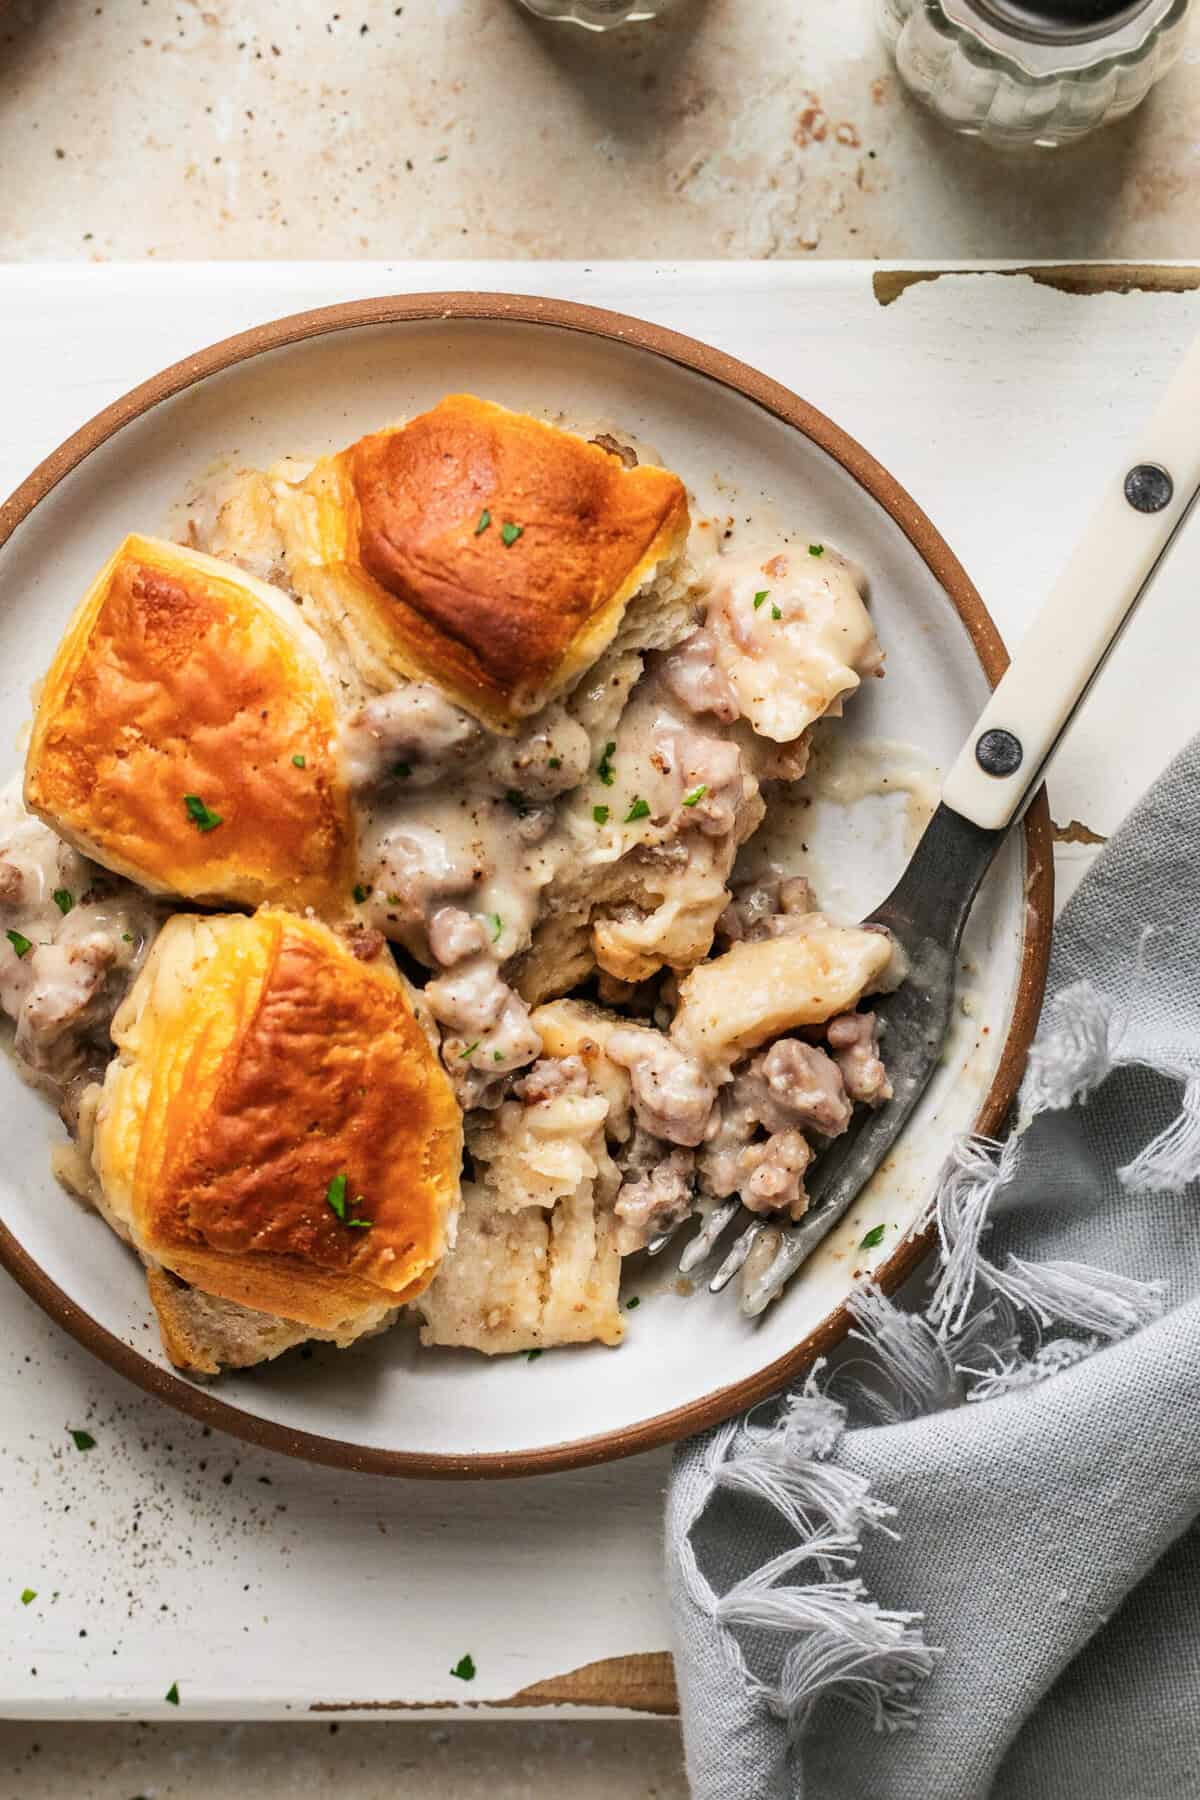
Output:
753,589,769,610
809,543,825,557
450,1654,476,1681
165,1681,180,1706
682,786,707,808
52,889,74,915
474,509,491,536
596,741,617,786
292,753,306,769
69,1429,96,1452
859,1224,886,1249
624,797,650,824
6,930,32,958
20,1589,36,1606
593,805,610,826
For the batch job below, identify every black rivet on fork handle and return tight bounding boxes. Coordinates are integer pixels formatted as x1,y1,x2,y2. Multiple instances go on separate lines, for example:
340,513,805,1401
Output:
976,728,1023,777
1124,463,1174,513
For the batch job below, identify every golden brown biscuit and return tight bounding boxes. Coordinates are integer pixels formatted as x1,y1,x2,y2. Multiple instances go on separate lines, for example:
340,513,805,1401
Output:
145,1266,312,1376
25,534,355,913
94,909,463,1341
276,394,690,729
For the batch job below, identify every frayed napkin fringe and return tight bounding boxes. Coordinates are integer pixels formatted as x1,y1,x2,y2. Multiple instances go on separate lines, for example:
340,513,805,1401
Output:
678,976,1173,1742
677,1374,938,1738
1020,974,1200,1195
1119,1074,1200,1193
929,1133,1166,1342
1019,979,1124,1120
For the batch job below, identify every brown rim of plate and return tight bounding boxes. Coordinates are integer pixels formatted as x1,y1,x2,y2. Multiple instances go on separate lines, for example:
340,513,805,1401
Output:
0,292,1053,1480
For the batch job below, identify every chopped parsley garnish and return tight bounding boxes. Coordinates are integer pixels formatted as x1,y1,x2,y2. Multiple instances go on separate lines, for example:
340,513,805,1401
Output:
165,1681,180,1706
548,756,562,770
326,1173,372,1229
386,892,402,904
353,883,371,904
122,933,134,943
624,797,650,824
460,1041,480,1060
450,1654,476,1681
69,1429,96,1452
859,1223,886,1250
771,605,782,620
183,794,222,832
504,790,530,816
493,1050,504,1063
593,805,610,826
6,930,32,958
487,913,504,943
682,786,707,808
753,589,769,610
525,1349,542,1363
52,889,74,915
596,741,617,786
500,522,523,548
474,509,491,536
809,543,825,557
292,753,307,769
20,1589,36,1606
626,1296,641,1310
393,762,412,780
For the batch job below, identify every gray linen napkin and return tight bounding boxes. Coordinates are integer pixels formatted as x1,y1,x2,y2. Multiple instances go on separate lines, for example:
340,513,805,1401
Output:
667,732,1200,1800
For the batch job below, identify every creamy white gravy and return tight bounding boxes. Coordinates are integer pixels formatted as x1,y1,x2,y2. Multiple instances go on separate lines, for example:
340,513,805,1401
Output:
0,784,161,1093
804,732,941,854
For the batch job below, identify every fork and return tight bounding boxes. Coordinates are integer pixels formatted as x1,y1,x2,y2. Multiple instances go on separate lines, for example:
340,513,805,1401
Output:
663,327,1200,1317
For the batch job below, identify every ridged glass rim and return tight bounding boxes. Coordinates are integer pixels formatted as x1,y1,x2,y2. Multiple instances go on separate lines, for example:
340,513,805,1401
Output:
939,0,1185,74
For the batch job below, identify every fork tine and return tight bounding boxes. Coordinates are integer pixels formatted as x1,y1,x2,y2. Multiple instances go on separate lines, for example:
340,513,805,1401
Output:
739,1228,813,1316
645,1219,686,1257
678,1197,740,1274
709,1216,763,1292
738,1186,864,1316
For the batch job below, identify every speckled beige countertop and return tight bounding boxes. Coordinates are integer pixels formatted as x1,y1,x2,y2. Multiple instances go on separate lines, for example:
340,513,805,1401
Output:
2,2,1199,1795
2,0,1199,262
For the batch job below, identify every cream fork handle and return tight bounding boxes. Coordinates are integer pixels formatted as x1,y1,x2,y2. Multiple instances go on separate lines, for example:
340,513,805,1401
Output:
942,332,1200,834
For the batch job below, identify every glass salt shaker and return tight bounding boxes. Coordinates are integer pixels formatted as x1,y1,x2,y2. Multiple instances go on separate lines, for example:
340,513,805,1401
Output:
514,0,666,27
878,0,1192,149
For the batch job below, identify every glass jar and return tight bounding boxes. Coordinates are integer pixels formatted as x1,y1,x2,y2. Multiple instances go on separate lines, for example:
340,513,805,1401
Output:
514,0,665,26
878,0,1192,148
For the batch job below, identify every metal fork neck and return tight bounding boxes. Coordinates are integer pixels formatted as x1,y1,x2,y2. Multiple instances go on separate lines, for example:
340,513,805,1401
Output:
873,802,1008,952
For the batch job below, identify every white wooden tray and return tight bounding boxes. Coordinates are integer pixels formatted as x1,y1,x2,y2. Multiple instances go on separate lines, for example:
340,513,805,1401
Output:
1,260,1197,1721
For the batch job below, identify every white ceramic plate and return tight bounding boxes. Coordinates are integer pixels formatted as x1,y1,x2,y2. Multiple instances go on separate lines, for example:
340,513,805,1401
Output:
0,296,1050,1476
